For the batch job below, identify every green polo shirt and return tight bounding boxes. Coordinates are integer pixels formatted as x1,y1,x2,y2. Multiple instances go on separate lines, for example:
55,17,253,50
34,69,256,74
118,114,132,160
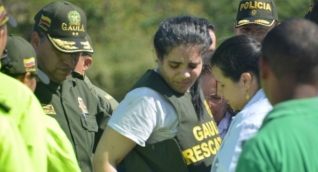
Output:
0,73,47,172
236,97,318,172
0,111,34,172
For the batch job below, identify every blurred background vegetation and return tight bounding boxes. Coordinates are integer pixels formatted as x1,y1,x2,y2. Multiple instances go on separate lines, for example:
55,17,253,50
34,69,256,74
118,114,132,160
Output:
4,0,311,101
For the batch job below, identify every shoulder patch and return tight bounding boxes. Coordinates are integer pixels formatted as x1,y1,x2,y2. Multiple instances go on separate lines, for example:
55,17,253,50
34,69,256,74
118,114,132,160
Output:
78,97,88,114
104,94,113,100
42,104,56,115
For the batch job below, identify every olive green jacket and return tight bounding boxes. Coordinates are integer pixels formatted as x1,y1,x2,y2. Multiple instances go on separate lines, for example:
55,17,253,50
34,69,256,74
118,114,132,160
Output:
35,75,111,172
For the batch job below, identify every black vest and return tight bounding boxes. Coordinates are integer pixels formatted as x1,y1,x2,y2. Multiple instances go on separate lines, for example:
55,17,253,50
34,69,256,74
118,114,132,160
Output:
124,70,221,172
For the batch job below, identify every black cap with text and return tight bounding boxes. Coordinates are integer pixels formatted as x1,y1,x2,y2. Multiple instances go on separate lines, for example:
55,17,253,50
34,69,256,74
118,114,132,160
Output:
33,1,93,54
235,0,278,27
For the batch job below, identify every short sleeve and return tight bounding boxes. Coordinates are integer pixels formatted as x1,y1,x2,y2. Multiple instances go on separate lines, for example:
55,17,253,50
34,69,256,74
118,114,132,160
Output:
108,88,161,147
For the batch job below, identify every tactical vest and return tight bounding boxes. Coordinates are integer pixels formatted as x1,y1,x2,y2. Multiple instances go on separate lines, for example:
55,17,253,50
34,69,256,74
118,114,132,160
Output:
124,70,221,172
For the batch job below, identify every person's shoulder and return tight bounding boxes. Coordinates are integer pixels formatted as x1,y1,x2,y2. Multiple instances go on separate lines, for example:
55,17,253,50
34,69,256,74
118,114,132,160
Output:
0,73,33,96
93,85,118,103
127,87,166,101
116,87,169,112
241,97,272,124
0,73,38,105
248,97,272,113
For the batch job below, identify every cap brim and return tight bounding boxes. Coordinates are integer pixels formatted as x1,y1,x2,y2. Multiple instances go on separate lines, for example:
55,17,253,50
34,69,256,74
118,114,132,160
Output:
7,14,17,27
236,17,275,27
37,68,50,84
47,34,93,54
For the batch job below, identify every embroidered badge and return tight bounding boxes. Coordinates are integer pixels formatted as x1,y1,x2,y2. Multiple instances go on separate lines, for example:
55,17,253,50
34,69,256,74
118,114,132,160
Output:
78,97,88,114
42,104,56,114
61,10,85,36
306,6,313,14
40,14,51,27
23,57,36,72
68,10,81,25
38,14,51,31
0,6,7,21
0,6,8,27
104,94,113,100
251,9,257,16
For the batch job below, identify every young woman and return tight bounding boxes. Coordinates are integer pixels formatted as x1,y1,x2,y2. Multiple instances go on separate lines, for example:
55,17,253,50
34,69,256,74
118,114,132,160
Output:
210,35,272,172
93,16,222,172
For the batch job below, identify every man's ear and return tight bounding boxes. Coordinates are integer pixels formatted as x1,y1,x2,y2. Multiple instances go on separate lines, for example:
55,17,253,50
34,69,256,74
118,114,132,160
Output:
15,73,26,84
83,57,92,71
234,22,239,35
0,25,7,51
24,72,33,85
31,32,40,50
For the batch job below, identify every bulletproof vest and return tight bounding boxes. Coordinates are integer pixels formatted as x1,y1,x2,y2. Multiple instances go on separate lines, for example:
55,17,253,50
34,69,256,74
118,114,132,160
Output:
124,70,221,172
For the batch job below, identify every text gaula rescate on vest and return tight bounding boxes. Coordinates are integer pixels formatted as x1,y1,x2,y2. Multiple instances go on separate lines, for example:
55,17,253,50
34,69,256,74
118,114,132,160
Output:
182,121,222,165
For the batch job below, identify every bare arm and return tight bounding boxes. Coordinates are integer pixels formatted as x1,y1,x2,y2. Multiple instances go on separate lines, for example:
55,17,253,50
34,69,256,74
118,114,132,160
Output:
93,126,137,172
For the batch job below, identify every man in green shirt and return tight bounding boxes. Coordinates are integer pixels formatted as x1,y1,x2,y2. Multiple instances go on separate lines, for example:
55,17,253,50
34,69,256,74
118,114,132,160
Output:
31,1,111,172
1,34,81,172
236,19,318,172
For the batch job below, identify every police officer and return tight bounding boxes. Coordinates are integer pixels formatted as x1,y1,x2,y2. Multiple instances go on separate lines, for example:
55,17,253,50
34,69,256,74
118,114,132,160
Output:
1,35,50,91
1,34,81,172
72,34,118,114
305,0,316,19
30,1,111,172
234,0,279,42
0,1,50,172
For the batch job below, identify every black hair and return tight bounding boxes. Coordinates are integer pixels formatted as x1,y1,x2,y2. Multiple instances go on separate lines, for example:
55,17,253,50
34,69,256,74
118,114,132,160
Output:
154,16,211,60
210,35,261,83
201,52,213,75
262,18,318,84
33,26,46,44
198,18,215,31
198,18,216,54
154,16,211,120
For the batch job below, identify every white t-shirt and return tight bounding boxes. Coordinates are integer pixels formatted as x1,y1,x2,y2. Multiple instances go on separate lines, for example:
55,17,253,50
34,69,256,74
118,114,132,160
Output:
108,87,179,147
